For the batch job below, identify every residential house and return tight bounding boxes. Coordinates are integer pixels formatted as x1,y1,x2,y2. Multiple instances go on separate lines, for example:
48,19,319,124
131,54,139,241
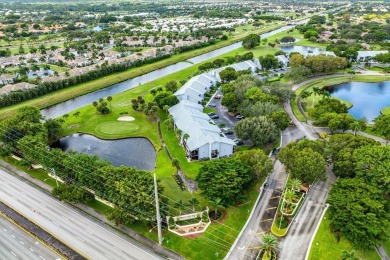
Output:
0,82,37,95
0,74,16,85
276,55,289,67
168,100,235,160
175,73,218,104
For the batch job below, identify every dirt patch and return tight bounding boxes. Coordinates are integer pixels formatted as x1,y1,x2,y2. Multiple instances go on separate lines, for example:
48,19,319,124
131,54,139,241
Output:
67,124,79,129
183,233,203,239
211,210,227,224
117,116,135,121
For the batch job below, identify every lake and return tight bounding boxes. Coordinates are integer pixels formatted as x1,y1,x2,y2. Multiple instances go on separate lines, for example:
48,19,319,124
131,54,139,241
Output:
51,134,156,171
328,81,390,122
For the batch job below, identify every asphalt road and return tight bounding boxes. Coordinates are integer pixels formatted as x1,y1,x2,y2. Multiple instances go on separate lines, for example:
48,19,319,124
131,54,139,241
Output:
0,215,61,260
278,167,336,259
0,168,163,260
227,125,305,260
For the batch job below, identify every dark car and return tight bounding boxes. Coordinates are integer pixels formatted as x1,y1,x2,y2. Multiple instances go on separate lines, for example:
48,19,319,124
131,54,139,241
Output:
208,112,216,117
214,95,221,99
210,115,219,119
233,139,243,145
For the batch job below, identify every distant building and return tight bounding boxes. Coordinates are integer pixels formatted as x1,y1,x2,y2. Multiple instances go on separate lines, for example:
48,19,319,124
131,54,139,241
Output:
276,55,289,67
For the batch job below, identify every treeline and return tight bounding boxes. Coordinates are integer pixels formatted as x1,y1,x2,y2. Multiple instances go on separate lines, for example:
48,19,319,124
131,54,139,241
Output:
0,54,166,108
0,106,166,225
277,134,389,249
197,51,254,72
174,39,217,53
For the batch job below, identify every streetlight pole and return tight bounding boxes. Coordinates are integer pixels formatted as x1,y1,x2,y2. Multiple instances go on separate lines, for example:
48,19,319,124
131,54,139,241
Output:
51,168,59,187
154,173,162,245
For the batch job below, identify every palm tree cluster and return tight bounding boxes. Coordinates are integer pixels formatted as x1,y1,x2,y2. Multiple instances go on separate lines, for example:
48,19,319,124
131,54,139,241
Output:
92,97,112,114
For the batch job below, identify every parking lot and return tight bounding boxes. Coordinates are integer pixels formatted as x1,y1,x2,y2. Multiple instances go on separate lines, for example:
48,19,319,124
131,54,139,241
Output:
206,88,242,143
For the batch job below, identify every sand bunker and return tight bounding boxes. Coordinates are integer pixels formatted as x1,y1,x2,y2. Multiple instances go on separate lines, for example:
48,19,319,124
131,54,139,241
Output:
117,116,135,122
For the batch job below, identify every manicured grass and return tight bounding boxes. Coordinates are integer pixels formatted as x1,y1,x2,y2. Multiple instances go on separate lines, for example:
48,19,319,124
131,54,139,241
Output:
383,240,390,256
203,107,216,114
381,105,390,115
309,213,381,260
159,111,202,180
1,156,59,188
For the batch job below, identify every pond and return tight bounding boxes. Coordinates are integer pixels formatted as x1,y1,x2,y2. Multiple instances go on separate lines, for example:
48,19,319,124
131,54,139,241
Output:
51,134,156,171
278,45,324,56
28,68,55,79
41,19,309,119
328,81,390,122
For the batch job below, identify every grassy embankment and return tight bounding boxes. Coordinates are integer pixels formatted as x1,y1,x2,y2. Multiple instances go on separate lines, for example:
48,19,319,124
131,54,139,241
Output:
308,213,381,260
0,23,285,119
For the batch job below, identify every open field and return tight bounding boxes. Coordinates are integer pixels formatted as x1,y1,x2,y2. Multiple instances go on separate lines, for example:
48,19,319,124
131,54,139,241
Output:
308,213,381,260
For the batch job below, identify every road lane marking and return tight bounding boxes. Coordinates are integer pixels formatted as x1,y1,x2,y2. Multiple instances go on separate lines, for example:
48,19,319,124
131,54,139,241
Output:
51,221,60,227
11,234,15,238
85,229,93,235
260,218,273,222
3,228,6,231
30,248,34,252
39,256,46,260
40,202,47,207
20,240,24,244
76,236,85,242
10,251,17,256
266,207,277,210
104,253,113,259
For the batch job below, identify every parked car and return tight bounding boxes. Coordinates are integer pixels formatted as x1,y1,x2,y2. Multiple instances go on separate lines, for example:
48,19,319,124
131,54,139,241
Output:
208,112,216,117
209,103,217,107
214,95,221,99
272,147,281,155
233,138,243,145
222,128,233,135
235,115,244,120
210,115,219,119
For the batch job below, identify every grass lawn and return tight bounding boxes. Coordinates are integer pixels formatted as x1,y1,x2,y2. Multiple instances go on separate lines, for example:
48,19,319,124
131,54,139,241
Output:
308,213,381,260
383,240,390,256
381,106,390,115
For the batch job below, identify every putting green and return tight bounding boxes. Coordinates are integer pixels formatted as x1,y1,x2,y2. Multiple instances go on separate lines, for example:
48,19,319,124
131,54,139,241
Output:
94,121,140,137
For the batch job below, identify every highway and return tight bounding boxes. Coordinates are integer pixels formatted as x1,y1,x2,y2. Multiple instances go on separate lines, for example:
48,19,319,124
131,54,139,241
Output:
0,215,61,260
0,168,163,260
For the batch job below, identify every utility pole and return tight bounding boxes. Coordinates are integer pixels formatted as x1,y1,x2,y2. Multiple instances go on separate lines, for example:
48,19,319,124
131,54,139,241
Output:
154,173,162,245
51,168,59,187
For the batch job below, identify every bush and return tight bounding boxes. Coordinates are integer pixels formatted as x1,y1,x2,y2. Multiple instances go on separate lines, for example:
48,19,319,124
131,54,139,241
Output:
275,217,288,229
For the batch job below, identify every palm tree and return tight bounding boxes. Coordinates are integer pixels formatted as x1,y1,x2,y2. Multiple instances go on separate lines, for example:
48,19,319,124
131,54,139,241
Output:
341,250,358,260
321,90,331,99
171,158,179,168
164,115,174,130
187,198,199,212
107,96,112,110
312,87,321,107
92,101,98,108
211,198,224,217
300,90,311,100
288,179,302,192
163,105,169,114
183,133,190,143
174,200,186,215
261,233,278,259
350,120,361,136
62,114,69,119
283,189,297,213
175,128,182,138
